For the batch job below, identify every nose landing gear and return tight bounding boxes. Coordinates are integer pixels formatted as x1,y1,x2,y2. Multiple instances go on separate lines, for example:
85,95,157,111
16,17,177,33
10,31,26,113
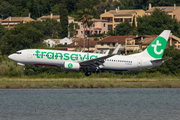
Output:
23,65,25,70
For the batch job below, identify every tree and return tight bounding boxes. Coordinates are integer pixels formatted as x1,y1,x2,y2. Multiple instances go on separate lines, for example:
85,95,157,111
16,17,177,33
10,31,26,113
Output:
115,21,132,35
136,8,180,37
0,1,16,19
69,22,79,37
76,0,100,10
0,24,7,47
77,8,93,51
59,1,68,38
51,3,60,15
160,46,180,74
26,0,39,19
43,18,62,38
0,24,6,39
0,23,44,55
107,29,114,36
132,16,135,29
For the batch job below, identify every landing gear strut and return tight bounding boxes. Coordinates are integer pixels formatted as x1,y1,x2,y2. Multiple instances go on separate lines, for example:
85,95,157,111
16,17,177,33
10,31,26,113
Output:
85,66,91,76
96,69,101,74
23,65,25,71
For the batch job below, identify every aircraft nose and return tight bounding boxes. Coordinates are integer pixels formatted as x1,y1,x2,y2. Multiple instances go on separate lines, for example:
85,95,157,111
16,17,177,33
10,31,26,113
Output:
8,54,14,60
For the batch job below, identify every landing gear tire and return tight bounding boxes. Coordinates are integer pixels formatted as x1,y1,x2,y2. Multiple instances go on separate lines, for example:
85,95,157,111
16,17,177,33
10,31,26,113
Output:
85,71,91,76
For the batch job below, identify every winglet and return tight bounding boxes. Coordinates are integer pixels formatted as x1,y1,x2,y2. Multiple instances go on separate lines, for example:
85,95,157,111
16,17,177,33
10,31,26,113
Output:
105,50,110,55
112,44,120,54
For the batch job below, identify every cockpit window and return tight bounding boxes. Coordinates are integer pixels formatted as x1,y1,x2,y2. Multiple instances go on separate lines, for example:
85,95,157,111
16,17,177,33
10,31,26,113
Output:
16,52,22,54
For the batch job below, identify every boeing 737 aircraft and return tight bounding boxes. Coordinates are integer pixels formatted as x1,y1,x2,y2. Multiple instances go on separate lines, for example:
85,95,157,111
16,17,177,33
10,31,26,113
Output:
8,30,171,76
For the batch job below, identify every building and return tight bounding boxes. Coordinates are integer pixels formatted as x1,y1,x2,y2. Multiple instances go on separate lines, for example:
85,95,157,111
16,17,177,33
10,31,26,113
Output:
59,37,73,45
67,41,97,53
44,39,60,47
135,33,180,49
37,13,74,23
44,37,73,47
97,36,139,54
133,35,158,49
72,37,101,42
1,14,35,29
146,3,180,21
100,7,145,30
0,18,2,24
74,19,108,38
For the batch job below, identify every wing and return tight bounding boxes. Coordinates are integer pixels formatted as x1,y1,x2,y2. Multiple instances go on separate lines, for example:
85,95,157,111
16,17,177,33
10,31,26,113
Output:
79,44,120,69
105,49,110,55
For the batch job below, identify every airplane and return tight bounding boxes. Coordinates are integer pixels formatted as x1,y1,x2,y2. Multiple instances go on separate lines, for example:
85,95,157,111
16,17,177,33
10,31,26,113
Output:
8,30,171,76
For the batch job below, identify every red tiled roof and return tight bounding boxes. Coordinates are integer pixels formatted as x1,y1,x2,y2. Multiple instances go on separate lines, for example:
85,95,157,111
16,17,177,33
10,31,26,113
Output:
133,35,158,39
98,36,136,43
68,41,97,47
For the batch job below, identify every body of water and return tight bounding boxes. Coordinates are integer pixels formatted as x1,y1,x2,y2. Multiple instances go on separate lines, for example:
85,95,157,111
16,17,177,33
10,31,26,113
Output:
0,89,180,120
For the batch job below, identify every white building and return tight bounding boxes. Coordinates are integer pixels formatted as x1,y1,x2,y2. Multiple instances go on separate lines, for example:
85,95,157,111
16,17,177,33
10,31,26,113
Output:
44,37,73,47
60,37,73,45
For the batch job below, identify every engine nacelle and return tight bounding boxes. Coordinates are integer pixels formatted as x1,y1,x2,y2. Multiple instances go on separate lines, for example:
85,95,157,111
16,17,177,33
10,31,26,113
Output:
62,62,80,71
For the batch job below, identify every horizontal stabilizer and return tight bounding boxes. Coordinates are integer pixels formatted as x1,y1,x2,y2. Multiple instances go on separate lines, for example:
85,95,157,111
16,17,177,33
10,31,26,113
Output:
150,57,172,62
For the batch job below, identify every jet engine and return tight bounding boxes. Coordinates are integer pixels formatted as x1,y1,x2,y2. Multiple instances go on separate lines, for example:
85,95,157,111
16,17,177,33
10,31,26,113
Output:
62,62,80,71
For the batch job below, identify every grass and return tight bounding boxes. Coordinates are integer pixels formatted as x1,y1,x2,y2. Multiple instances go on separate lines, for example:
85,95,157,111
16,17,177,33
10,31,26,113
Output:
1,78,180,89
1,55,180,88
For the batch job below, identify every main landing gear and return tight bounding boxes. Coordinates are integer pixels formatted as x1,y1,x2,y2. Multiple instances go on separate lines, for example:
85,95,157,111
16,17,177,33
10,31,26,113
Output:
85,66,91,76
85,71,91,76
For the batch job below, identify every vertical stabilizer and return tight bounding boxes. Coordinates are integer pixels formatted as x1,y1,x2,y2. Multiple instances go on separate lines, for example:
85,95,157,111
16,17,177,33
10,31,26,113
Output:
129,30,171,60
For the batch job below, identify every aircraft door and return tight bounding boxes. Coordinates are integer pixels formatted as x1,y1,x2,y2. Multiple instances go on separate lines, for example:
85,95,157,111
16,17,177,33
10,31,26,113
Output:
27,50,33,59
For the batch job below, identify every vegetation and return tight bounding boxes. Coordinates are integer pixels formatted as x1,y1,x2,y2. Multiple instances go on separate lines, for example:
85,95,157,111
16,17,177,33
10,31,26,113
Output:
1,78,180,89
59,0,68,38
0,19,64,55
69,22,79,37
136,9,180,36
0,0,180,88
1,0,180,20
115,21,132,36
0,23,44,55
0,46,180,78
112,9,180,37
76,8,93,50
0,45,180,88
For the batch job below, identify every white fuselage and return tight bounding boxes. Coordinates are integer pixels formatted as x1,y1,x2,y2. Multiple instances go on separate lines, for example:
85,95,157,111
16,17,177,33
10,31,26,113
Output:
8,49,163,71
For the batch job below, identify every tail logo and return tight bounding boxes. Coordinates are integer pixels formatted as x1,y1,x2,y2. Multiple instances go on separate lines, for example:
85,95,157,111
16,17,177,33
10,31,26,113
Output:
151,40,163,55
147,36,167,59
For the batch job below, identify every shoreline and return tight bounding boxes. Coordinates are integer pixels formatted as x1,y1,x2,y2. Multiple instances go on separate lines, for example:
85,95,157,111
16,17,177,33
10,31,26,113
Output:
0,78,180,89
